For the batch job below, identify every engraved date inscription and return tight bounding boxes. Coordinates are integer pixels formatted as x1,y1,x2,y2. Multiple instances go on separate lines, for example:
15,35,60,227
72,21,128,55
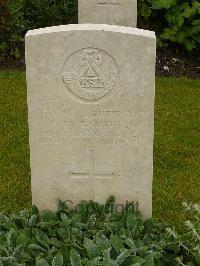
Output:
39,106,149,145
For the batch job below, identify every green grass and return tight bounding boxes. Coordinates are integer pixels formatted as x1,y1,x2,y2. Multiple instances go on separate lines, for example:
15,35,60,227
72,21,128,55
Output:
153,77,200,229
0,72,31,213
0,72,200,230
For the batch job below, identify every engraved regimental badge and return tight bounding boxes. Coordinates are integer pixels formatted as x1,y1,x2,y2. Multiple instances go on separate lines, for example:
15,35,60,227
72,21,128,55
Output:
62,48,119,101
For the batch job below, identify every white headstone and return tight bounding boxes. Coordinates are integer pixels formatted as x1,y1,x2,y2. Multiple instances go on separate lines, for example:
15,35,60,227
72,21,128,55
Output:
25,24,156,218
79,0,137,27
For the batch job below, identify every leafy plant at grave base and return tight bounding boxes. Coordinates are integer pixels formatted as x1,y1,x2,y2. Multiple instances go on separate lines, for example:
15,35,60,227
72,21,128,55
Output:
0,197,200,265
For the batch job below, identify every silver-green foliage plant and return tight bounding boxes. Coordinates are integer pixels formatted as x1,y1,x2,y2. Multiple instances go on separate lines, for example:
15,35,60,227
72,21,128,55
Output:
166,202,200,266
0,197,199,265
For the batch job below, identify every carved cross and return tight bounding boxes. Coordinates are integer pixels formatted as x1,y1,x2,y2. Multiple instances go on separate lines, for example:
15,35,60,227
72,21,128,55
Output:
70,150,115,200
97,1,120,24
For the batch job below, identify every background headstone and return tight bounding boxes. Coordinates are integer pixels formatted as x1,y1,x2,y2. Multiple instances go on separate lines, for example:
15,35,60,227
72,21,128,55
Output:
26,24,156,218
79,0,137,27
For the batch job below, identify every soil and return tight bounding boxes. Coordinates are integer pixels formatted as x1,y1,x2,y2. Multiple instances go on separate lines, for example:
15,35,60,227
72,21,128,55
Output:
0,47,199,78
156,47,200,78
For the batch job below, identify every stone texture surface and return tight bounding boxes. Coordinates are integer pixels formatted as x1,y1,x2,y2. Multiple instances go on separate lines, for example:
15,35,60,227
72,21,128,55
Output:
79,0,137,27
26,24,156,218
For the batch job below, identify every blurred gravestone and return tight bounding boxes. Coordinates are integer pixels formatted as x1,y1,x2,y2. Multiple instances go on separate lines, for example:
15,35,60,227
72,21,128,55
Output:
79,0,137,27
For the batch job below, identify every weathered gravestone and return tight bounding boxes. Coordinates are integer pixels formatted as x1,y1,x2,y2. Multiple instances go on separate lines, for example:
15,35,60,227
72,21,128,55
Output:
79,0,137,27
26,24,156,218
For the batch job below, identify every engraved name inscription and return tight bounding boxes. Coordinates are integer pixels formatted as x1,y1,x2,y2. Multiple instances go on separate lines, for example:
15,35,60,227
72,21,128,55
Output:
38,104,149,145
